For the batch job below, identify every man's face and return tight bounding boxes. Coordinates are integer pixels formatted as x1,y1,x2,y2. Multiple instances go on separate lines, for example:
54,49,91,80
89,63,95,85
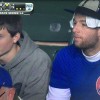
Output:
0,28,19,58
72,14,100,50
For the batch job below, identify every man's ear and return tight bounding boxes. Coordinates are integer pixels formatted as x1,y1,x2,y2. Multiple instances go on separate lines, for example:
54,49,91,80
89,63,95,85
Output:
13,33,20,43
8,88,15,100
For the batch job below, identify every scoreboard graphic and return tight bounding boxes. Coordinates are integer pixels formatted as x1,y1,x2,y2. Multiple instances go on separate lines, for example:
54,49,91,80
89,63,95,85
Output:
0,2,34,15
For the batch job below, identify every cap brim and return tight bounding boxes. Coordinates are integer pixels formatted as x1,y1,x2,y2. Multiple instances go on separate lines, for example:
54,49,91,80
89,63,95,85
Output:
64,9,74,14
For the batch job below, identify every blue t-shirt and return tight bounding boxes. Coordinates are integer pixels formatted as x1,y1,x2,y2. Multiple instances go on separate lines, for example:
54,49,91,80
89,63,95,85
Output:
50,44,100,100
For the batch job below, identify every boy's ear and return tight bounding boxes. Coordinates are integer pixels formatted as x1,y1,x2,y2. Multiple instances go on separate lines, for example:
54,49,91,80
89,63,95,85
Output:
8,88,15,100
13,33,20,43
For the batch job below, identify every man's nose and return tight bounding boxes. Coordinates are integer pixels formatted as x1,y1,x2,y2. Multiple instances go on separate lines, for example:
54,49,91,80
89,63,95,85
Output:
72,24,80,34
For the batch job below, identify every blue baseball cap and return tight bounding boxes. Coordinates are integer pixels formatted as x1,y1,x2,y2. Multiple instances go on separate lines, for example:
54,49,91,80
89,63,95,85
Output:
0,67,12,88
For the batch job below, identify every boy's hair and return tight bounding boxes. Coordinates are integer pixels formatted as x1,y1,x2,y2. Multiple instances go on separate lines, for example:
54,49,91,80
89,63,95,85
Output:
0,15,23,38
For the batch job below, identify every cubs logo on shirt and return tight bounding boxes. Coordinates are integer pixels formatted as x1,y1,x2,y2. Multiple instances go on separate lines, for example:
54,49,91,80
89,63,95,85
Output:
96,76,100,95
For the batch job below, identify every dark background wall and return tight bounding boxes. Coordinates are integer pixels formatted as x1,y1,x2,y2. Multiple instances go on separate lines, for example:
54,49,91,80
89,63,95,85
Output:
2,0,81,42
2,0,82,60
21,0,81,43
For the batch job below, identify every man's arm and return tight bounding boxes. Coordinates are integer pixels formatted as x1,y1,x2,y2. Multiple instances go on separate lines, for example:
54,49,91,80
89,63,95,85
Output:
46,48,71,100
46,86,71,100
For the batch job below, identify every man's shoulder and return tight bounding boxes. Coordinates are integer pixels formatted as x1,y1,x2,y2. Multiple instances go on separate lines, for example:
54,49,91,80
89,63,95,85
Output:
58,44,79,54
54,44,81,61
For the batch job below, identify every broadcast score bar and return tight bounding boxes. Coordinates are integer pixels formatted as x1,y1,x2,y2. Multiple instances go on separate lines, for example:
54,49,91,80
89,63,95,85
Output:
0,2,34,15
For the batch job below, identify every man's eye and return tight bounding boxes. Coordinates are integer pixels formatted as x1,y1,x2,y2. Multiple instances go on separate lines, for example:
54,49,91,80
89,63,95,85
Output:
0,36,3,39
73,22,76,25
82,23,87,26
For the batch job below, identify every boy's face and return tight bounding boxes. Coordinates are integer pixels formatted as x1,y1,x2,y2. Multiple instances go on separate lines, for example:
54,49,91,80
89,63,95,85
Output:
0,27,20,59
